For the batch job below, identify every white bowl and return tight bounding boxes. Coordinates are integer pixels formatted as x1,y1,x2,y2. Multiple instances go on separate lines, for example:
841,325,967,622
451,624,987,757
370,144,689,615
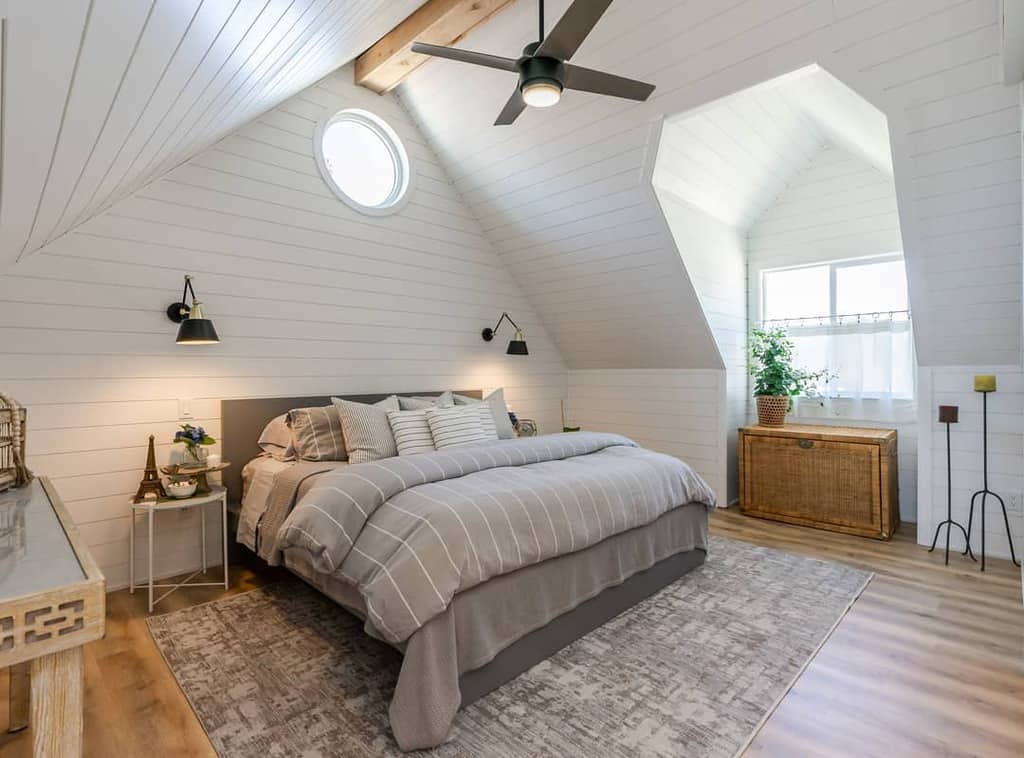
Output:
166,480,197,499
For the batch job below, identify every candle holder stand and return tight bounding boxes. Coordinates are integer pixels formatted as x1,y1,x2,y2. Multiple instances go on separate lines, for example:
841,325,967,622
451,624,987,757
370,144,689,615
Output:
963,389,1020,571
929,406,973,565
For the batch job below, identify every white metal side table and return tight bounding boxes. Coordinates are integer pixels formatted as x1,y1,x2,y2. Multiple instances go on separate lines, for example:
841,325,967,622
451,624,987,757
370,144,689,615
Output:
129,486,228,613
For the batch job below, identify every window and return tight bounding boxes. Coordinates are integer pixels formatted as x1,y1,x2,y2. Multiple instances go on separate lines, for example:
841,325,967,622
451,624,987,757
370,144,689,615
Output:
761,256,914,400
314,109,411,214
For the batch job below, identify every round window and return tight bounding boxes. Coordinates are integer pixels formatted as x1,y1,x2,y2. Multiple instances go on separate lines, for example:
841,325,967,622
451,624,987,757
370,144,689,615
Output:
314,109,411,214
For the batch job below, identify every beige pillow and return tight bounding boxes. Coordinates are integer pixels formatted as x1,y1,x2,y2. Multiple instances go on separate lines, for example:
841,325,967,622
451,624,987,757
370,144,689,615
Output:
258,414,296,461
286,406,346,461
332,395,400,464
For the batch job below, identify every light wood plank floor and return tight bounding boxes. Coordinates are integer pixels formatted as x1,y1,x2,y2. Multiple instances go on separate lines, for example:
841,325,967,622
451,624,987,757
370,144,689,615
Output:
2,510,1021,757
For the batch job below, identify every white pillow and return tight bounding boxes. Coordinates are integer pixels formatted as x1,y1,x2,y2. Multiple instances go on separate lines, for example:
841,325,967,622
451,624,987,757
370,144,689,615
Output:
387,409,436,456
331,395,400,464
426,405,495,450
453,388,515,439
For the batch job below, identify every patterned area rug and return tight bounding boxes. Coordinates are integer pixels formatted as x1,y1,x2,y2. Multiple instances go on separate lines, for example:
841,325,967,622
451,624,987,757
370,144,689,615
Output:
148,536,871,757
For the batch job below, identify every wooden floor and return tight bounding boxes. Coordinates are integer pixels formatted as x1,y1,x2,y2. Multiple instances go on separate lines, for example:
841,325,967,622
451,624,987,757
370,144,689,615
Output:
2,510,1022,757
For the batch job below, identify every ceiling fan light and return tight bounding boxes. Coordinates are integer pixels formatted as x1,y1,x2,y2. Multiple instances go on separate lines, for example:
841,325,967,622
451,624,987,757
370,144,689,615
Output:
521,79,562,108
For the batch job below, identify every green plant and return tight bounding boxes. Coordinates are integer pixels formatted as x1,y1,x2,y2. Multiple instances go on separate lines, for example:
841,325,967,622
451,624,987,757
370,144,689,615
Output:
749,327,830,400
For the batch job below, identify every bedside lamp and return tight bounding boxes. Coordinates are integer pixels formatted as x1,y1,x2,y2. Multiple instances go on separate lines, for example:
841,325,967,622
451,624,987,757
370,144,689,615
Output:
167,275,219,345
482,312,528,355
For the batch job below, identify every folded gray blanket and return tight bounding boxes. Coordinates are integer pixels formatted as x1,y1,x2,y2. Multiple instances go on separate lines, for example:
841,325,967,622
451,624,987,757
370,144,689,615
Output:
275,432,715,644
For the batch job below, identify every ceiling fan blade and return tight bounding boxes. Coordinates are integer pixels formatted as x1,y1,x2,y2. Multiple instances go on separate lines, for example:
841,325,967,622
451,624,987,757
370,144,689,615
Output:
563,64,655,101
411,42,520,72
494,88,527,125
535,0,614,60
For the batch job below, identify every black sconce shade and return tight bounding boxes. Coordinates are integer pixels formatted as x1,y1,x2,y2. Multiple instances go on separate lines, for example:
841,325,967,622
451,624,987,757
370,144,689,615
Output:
482,312,528,355
167,275,220,345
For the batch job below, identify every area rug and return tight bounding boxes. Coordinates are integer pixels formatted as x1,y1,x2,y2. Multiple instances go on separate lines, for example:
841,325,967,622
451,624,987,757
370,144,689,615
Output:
148,535,871,758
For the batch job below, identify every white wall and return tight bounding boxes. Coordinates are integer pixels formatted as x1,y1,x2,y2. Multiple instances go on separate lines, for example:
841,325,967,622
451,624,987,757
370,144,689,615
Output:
746,143,919,521
566,369,727,504
653,191,747,504
399,0,1023,370
917,366,1024,561
1,66,567,591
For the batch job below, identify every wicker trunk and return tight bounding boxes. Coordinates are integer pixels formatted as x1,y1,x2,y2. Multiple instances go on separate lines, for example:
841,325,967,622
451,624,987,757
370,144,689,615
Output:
738,424,899,540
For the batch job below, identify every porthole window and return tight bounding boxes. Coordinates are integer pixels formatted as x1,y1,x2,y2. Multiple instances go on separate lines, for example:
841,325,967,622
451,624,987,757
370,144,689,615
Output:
314,108,411,215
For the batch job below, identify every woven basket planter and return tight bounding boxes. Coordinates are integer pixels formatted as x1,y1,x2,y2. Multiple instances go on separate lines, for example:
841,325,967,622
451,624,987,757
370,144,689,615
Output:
756,395,789,427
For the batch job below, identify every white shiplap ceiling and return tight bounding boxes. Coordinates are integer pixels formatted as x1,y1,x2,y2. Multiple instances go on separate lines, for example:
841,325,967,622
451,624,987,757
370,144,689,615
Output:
655,66,892,230
0,0,425,270
400,0,1021,367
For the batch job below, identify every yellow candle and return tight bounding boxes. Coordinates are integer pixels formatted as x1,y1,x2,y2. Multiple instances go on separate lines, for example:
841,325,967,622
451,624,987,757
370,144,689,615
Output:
974,374,996,392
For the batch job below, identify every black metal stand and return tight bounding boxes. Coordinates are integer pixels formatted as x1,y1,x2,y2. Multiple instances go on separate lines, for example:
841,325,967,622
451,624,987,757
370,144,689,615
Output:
963,390,1020,571
928,420,973,565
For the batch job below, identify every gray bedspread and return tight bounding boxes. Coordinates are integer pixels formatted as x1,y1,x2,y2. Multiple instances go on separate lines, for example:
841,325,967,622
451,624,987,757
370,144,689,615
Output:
275,432,716,646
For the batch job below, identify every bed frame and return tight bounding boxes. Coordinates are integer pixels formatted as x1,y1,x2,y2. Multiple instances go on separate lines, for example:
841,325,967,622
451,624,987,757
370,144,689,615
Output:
220,390,481,506
220,392,706,711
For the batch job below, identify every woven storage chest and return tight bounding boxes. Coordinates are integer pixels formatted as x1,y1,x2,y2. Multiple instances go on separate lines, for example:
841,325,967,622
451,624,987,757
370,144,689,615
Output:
738,424,899,540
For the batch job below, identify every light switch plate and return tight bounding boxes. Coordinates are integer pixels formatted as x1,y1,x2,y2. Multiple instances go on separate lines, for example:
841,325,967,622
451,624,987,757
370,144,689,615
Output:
178,399,193,419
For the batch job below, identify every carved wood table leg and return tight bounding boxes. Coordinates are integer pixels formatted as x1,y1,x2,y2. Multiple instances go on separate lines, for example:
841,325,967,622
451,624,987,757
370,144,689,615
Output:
30,647,83,758
8,661,30,732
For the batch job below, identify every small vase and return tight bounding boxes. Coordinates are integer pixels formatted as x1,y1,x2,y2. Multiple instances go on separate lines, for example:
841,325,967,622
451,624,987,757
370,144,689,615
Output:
182,446,207,468
756,395,789,427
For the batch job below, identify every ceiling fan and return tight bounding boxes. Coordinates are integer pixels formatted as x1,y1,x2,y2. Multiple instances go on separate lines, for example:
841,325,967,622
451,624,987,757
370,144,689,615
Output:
411,0,655,125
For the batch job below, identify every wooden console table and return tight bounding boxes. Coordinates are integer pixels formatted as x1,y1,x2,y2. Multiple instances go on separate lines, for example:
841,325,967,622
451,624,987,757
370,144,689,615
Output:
0,478,105,756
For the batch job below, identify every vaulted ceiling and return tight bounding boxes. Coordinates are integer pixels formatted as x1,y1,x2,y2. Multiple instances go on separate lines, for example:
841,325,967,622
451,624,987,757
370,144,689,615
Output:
0,0,426,269
399,0,1023,368
655,67,891,231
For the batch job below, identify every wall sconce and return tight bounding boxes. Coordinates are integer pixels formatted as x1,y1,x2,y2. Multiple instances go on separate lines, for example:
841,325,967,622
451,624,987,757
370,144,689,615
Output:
166,275,219,345
482,312,528,355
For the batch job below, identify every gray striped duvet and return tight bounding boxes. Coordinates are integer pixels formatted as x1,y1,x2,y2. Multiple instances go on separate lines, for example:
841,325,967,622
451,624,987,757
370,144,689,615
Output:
275,432,716,645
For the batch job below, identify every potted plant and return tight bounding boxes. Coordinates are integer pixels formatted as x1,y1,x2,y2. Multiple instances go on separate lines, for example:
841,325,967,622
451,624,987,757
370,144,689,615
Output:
173,424,216,467
749,327,830,427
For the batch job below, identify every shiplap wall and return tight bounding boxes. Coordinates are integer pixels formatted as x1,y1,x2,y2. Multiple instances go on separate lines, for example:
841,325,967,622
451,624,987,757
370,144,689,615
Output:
918,367,1023,560
653,191,747,504
398,0,1023,369
1,66,567,590
0,0,426,269
566,369,727,504
747,143,919,520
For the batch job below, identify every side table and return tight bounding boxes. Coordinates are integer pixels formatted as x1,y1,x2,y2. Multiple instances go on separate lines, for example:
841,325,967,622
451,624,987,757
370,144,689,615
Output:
129,486,228,613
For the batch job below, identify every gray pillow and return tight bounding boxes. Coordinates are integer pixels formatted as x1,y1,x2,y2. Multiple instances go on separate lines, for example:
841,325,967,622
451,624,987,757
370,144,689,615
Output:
398,390,453,410
332,395,400,464
453,388,515,439
286,406,345,461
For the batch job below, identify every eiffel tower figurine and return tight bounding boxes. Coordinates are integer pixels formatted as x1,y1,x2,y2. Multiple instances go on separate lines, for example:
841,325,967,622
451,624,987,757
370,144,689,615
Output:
133,435,167,503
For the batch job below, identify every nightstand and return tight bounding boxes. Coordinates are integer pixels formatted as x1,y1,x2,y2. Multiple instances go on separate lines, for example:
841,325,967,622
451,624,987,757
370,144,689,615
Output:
129,486,228,613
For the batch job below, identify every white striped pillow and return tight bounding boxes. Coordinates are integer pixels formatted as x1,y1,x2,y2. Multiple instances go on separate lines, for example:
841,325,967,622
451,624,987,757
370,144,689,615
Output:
387,409,436,456
425,405,496,450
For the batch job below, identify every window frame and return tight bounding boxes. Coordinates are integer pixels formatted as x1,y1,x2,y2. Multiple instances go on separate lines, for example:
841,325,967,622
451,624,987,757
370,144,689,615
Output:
761,253,907,323
313,108,413,216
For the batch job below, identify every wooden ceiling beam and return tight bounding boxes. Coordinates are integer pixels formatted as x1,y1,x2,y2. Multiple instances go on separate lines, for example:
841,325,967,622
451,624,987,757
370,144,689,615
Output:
355,0,516,94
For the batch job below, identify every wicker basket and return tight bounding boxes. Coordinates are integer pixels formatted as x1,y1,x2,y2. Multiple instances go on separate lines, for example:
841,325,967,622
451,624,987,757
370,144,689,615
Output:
0,394,32,492
756,395,789,427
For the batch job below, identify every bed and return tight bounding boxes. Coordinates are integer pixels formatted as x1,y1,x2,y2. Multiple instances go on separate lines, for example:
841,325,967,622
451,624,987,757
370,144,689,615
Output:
222,392,715,750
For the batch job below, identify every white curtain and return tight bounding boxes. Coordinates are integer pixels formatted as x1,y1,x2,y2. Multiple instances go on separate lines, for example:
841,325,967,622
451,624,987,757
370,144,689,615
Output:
766,313,915,419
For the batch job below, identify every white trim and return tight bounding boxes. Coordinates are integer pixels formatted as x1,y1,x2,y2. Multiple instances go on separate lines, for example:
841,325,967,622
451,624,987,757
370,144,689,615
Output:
313,108,414,216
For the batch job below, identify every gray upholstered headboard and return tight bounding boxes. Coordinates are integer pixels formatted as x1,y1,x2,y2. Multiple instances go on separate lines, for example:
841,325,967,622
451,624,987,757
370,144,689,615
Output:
220,390,482,505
